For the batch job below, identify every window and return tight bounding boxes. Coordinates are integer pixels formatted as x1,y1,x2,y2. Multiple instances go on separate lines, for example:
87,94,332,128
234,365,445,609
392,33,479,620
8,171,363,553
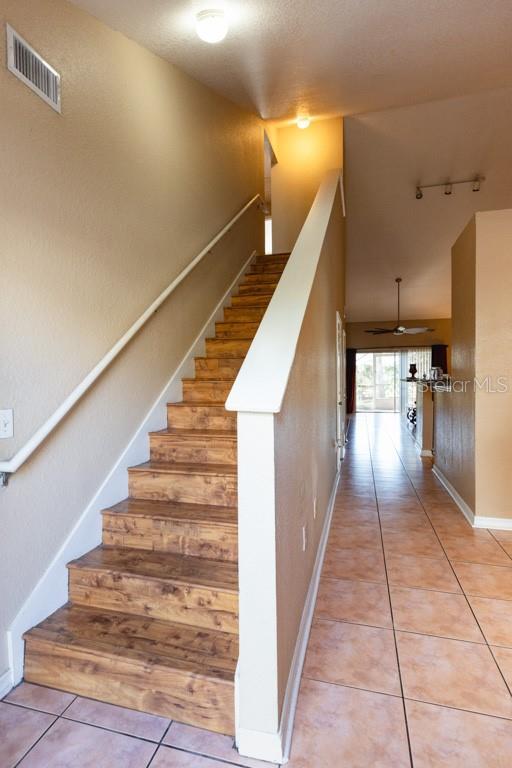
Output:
356,352,401,412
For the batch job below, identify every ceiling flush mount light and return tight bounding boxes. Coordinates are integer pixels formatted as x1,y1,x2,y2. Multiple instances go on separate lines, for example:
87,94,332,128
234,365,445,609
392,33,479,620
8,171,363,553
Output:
196,9,228,43
296,114,311,129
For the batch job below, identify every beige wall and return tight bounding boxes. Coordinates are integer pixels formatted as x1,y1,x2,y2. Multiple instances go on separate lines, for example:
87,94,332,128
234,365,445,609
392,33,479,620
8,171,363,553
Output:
274,188,344,710
435,210,512,520
475,210,512,518
0,0,263,674
269,117,343,253
347,319,451,352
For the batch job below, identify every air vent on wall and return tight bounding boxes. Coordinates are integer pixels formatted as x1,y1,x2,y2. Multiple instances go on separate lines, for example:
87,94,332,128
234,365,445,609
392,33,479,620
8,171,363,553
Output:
6,24,61,113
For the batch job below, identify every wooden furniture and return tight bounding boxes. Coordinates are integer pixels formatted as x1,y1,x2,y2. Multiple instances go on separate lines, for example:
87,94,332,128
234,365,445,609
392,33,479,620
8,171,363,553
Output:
23,252,290,735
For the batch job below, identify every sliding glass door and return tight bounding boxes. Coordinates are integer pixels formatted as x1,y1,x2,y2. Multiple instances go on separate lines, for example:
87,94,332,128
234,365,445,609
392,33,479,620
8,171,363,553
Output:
356,352,401,412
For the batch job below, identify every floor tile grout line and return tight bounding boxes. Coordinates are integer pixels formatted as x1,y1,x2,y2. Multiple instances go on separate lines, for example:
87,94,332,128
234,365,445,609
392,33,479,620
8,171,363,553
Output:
302,674,403,699
312,614,494,645
7,698,265,768
57,712,171,745
12,713,59,768
151,742,276,768
362,414,415,768
488,529,512,562
59,693,78,717
144,743,160,768
301,674,512,723
380,414,512,701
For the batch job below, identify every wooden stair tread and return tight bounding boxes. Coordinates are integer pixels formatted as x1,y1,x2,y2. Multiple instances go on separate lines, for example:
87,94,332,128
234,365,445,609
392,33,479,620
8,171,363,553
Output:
24,604,237,679
149,428,236,439
129,460,237,477
167,401,232,408
103,498,238,525
68,545,238,592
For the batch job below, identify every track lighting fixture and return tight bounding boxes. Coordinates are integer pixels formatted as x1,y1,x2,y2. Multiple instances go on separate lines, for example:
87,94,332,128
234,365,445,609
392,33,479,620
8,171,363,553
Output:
415,175,485,199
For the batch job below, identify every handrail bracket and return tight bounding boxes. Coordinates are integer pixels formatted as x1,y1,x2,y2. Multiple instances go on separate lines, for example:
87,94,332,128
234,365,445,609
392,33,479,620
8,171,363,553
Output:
1,472,11,487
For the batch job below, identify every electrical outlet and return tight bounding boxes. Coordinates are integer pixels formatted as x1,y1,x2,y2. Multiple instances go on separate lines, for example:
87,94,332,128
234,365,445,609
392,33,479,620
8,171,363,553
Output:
313,496,317,519
0,409,13,439
302,524,308,552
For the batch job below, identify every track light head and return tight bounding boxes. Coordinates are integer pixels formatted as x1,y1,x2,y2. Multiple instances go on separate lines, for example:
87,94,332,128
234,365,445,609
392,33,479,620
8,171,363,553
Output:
444,183,452,196
472,177,481,192
415,187,423,200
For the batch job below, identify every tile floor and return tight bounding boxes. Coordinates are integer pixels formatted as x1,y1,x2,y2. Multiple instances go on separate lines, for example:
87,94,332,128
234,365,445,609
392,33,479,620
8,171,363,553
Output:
3,412,512,766
0,682,274,767
288,412,512,767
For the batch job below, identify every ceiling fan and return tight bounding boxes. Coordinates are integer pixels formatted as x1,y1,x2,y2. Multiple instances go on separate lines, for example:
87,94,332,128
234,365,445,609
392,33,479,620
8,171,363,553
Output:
365,278,435,336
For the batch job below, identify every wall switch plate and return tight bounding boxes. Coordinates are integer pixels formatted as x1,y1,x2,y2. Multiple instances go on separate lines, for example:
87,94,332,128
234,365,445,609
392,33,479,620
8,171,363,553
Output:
0,409,13,439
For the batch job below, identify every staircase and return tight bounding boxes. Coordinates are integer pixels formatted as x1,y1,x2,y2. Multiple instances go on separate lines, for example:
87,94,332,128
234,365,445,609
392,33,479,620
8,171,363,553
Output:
22,252,289,735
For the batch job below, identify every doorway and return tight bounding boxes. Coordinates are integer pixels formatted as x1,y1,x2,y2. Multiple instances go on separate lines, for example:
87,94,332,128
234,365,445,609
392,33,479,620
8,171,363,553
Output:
263,132,277,254
336,312,346,465
356,351,401,412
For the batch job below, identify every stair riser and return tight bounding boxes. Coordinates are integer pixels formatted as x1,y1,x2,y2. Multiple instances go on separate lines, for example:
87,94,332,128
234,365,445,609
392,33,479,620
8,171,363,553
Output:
246,264,285,275
102,514,238,562
238,283,278,295
223,307,267,323
243,271,283,282
69,569,238,634
206,339,252,358
182,380,233,403
167,405,236,430
24,638,235,733
194,358,243,380
254,255,289,265
150,433,237,465
129,468,237,507
230,294,272,307
215,322,259,339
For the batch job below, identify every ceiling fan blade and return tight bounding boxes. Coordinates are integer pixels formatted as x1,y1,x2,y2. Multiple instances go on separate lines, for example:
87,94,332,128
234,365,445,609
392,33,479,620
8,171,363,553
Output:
403,327,435,334
364,328,394,335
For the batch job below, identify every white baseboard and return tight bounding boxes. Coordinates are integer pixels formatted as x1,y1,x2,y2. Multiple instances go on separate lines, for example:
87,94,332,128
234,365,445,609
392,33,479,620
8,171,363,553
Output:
432,466,475,525
0,669,13,699
433,466,512,531
473,516,512,530
236,466,341,765
7,251,257,686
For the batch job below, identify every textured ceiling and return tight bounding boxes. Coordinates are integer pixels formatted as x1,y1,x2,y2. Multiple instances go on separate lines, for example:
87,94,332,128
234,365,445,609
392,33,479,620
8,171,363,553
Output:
70,0,512,119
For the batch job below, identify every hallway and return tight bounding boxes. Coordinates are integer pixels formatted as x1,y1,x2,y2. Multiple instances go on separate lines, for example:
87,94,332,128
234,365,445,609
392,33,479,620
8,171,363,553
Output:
289,413,512,767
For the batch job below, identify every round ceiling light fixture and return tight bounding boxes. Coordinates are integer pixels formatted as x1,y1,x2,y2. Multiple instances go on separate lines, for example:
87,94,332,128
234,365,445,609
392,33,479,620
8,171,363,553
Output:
196,9,228,43
296,114,311,129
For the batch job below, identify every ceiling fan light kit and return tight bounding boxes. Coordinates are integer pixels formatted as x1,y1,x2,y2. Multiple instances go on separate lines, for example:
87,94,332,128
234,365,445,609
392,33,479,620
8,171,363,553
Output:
365,277,435,336
415,175,484,199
